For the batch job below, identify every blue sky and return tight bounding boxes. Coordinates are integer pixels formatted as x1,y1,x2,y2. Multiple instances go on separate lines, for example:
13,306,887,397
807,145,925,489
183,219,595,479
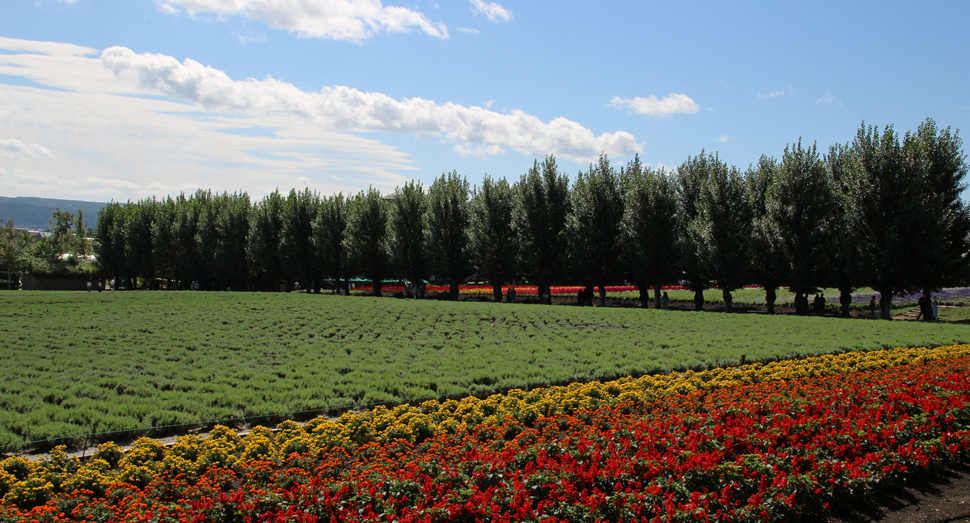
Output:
1,0,968,203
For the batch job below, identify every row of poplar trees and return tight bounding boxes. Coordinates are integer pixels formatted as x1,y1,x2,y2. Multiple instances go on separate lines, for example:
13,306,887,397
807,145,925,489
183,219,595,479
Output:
94,118,969,318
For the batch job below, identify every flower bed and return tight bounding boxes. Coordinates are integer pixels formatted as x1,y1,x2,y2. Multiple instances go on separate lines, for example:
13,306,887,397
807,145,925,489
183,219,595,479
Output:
3,344,970,522
350,284,664,296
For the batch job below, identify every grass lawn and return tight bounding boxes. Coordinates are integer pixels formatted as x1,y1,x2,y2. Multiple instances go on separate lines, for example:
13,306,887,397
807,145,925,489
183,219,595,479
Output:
937,306,970,323
2,290,969,449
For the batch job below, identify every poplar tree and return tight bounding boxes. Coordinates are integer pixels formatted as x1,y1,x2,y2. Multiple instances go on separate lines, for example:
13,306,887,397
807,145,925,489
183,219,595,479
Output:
906,118,970,294
676,151,714,310
689,158,751,312
390,181,429,288
849,123,917,319
347,187,390,297
172,192,204,287
152,197,177,284
516,156,571,305
621,156,680,308
213,192,251,290
195,190,219,288
428,171,471,300
768,140,833,315
825,143,863,317
280,188,319,290
73,209,87,258
313,193,349,294
125,198,156,289
94,202,124,280
248,190,285,289
746,156,784,313
469,175,518,302
571,153,624,307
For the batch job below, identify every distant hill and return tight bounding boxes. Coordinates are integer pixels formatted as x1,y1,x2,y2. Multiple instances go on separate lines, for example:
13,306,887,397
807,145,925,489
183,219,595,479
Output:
0,196,107,230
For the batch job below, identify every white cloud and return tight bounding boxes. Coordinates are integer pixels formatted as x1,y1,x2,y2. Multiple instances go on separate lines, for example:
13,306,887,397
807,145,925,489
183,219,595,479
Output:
1,139,53,159
817,91,841,106
609,93,700,117
758,88,785,99
715,135,729,143
233,28,269,44
0,37,641,201
469,0,512,23
454,143,504,158
158,3,181,15
757,86,793,100
101,45,640,162
0,37,416,201
458,27,480,34
156,0,449,41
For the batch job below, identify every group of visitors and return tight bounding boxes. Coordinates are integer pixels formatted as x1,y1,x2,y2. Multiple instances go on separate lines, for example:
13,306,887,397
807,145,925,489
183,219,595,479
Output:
812,294,827,314
573,288,669,308
576,287,595,306
404,281,426,299
86,278,112,292
866,293,941,321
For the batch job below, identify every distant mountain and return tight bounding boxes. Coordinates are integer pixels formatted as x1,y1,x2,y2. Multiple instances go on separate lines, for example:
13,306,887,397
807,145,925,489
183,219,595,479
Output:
0,196,107,230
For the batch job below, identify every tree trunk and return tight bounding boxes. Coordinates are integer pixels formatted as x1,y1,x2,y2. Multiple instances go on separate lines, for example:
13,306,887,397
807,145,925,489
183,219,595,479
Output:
373,280,382,297
598,284,606,308
693,288,704,311
765,286,776,315
654,283,662,309
450,282,460,301
493,284,502,302
794,292,806,315
637,283,649,309
722,288,733,312
880,291,893,320
839,286,852,317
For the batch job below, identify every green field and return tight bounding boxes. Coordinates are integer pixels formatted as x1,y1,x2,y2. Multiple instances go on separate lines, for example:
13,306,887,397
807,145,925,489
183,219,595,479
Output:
2,291,969,449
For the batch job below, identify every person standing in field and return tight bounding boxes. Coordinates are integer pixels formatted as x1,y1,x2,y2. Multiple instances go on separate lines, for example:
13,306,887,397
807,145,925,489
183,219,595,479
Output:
918,292,933,321
869,296,876,318
87,279,92,292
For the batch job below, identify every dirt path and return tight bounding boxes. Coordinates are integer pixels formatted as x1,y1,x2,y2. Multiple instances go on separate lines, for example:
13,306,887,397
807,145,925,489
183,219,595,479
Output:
828,465,970,523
